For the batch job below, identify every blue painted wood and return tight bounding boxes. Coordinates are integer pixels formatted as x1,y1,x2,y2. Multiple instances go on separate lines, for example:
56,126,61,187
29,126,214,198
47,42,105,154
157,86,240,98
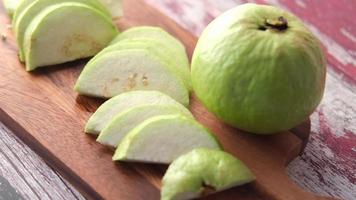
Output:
0,122,84,200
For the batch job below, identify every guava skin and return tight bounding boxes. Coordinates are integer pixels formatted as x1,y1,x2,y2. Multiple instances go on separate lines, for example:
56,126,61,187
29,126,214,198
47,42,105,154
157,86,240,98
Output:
191,3,326,134
161,148,255,200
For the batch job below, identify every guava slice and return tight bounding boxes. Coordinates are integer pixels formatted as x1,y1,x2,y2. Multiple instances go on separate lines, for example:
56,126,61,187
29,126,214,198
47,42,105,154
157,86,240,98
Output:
113,115,221,164
85,90,189,135
12,0,35,24
97,104,194,147
3,0,22,18
23,2,117,71
98,0,123,18
110,26,189,66
87,38,192,90
161,148,255,200
74,49,189,105
15,0,111,62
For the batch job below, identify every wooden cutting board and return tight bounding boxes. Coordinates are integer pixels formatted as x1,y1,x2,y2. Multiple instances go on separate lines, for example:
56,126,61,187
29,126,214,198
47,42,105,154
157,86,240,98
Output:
0,0,335,199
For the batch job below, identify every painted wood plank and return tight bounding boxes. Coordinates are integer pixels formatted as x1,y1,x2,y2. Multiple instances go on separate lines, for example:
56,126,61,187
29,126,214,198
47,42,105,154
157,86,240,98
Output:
0,122,84,200
0,0,353,200
0,0,329,199
144,1,356,200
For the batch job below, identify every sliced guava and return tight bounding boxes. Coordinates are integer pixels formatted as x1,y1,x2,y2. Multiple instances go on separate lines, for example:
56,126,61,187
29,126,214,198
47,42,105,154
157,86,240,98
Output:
113,115,221,164
98,0,123,18
74,49,189,105
110,26,189,66
161,148,255,200
97,104,194,147
15,0,111,62
3,0,22,18
85,90,189,135
23,2,117,70
87,38,192,90
12,0,35,24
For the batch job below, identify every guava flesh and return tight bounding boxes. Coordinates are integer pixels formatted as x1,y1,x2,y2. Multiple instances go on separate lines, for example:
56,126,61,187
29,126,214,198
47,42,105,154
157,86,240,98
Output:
74,49,189,106
192,3,326,134
23,2,117,70
97,104,194,147
113,115,221,164
98,0,123,18
15,0,111,62
85,90,189,135
3,0,22,18
110,26,189,68
87,38,192,90
161,148,255,200
12,0,36,24
110,26,186,54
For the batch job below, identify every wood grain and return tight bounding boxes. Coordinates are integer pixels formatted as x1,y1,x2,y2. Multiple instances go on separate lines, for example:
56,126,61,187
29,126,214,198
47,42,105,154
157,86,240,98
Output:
0,122,84,200
0,0,336,199
146,1,356,200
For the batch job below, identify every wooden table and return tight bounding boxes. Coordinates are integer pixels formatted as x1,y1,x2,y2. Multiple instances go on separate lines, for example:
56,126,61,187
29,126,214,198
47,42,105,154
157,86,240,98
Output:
0,0,354,200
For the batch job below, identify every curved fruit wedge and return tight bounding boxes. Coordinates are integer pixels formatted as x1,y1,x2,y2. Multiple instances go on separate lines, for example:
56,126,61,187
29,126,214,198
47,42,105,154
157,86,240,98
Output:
12,0,35,24
15,0,111,62
3,0,22,18
161,148,255,200
74,49,189,105
97,104,194,147
85,90,189,135
23,2,117,70
98,0,123,18
88,38,192,90
110,26,189,66
113,115,221,164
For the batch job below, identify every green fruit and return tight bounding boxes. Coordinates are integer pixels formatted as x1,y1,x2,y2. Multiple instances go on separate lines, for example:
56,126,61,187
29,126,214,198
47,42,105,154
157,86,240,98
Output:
98,0,123,18
3,0,22,18
74,49,189,105
23,2,117,70
110,26,189,68
161,148,255,200
12,0,35,24
85,90,189,135
97,104,194,147
192,3,326,134
88,38,192,90
15,0,111,62
111,26,185,50
113,115,221,164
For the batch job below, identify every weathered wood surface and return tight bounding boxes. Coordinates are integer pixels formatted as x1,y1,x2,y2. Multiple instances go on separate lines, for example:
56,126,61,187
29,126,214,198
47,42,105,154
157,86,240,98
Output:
0,0,354,200
0,122,85,200
0,0,333,199
145,0,356,200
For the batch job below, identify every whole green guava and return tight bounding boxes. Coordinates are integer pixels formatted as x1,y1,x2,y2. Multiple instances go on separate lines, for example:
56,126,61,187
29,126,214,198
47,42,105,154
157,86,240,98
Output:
191,3,326,134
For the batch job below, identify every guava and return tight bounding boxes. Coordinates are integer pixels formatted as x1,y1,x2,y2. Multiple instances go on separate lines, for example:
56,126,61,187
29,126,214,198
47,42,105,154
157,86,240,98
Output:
87,38,191,90
12,0,35,24
113,115,221,164
74,49,189,105
161,148,255,200
97,104,194,147
85,90,189,135
23,2,117,70
15,0,111,62
191,3,326,134
3,0,22,18
98,0,123,18
110,26,186,56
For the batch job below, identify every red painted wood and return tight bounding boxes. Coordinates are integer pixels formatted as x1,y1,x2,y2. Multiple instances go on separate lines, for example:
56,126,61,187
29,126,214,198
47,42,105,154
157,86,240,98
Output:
0,0,328,199
144,1,356,199
263,0,356,85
